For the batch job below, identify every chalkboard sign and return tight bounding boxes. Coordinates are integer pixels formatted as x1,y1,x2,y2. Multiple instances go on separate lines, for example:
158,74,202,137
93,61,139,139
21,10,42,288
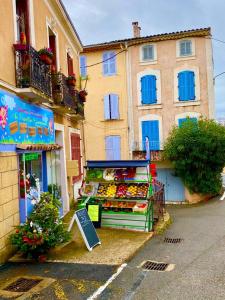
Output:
69,208,101,251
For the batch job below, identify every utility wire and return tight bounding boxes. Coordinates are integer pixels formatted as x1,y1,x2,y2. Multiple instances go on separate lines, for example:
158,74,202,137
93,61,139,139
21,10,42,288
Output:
86,49,127,68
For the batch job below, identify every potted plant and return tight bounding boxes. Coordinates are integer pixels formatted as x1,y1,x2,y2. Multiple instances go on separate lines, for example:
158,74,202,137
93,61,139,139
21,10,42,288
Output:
10,192,70,261
19,76,30,88
67,73,76,86
38,47,53,65
79,89,88,102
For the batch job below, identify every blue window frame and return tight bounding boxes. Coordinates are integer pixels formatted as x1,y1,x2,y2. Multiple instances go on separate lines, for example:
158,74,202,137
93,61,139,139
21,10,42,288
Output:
141,75,157,104
180,40,192,56
105,136,121,160
104,94,119,120
103,51,116,76
178,117,197,127
142,120,160,150
178,70,195,101
80,55,87,77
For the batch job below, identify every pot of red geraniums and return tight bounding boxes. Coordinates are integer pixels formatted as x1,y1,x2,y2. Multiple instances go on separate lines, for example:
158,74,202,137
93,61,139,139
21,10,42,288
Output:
38,47,53,65
79,89,88,102
67,73,76,86
10,192,70,262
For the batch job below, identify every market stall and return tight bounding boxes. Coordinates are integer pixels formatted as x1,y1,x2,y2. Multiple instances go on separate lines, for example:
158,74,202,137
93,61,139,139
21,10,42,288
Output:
78,160,154,232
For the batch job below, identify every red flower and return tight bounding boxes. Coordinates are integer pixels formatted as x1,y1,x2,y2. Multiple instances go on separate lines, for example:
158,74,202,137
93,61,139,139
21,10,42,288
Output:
16,229,19,233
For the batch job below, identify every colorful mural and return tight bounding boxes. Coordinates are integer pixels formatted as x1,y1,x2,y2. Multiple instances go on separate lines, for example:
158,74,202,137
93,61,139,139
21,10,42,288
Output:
0,89,55,144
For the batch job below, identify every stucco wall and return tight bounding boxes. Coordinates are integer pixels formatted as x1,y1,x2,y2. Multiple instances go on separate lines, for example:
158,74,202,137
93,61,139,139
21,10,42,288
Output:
129,36,213,148
83,50,130,160
0,152,19,264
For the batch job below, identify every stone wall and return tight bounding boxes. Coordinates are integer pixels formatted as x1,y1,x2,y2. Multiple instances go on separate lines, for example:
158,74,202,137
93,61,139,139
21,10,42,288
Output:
0,152,19,263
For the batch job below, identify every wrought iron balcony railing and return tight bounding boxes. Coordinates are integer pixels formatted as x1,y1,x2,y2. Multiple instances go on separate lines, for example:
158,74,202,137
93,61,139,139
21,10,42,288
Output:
132,141,163,151
14,45,52,98
51,72,85,117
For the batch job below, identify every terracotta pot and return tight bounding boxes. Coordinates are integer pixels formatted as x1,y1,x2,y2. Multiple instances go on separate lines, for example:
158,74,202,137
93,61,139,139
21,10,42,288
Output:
38,254,47,263
79,90,87,102
40,54,53,65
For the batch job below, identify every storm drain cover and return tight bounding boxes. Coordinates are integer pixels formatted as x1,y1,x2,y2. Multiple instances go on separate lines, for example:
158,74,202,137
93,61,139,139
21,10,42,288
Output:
164,237,183,244
141,261,169,271
4,278,42,292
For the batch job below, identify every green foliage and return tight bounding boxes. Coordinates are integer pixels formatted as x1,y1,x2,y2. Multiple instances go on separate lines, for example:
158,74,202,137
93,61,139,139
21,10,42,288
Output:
164,118,225,195
11,193,70,259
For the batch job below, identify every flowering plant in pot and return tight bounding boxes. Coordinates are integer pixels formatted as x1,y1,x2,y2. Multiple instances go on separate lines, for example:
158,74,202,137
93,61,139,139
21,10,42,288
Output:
79,89,88,102
67,73,76,86
38,47,53,65
10,192,70,262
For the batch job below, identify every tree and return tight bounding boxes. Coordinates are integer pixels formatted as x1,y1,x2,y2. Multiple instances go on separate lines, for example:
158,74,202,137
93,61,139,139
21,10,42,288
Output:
164,118,225,195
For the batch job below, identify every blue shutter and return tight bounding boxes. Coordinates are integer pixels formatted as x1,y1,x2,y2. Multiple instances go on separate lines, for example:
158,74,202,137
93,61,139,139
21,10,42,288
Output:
105,136,120,160
103,52,109,75
80,55,87,77
113,136,121,160
141,75,157,104
178,71,195,101
105,136,114,160
104,95,110,120
178,117,197,127
110,94,119,119
142,120,160,150
109,52,116,75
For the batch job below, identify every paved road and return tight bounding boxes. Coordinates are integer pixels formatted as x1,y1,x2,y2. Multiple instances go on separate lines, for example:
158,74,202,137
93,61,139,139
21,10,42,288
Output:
1,197,225,299
99,196,225,300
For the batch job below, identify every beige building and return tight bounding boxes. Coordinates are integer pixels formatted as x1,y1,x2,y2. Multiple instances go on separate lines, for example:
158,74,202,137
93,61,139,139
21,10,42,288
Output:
0,0,85,263
82,24,214,202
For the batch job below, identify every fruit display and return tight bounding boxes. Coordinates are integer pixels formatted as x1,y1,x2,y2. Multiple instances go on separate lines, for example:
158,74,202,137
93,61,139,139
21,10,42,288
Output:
96,184,108,197
136,183,149,198
133,203,148,213
126,184,138,198
116,184,128,198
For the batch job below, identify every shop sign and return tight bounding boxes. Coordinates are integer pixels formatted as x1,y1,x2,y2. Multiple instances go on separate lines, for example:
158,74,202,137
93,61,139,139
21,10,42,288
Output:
21,153,39,161
0,89,55,144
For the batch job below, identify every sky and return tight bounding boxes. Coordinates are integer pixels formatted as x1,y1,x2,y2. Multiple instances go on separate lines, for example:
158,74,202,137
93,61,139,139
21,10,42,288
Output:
63,0,225,119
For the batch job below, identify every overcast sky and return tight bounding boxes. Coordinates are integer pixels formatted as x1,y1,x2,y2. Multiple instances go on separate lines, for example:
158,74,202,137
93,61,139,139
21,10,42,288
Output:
63,0,225,119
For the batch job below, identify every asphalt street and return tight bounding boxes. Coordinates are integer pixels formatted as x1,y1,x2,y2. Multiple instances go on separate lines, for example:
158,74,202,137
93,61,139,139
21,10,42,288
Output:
99,196,225,300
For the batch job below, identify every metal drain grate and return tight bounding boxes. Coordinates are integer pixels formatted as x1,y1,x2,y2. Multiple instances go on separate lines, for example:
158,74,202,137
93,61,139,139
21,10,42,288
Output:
164,238,183,244
4,278,42,293
141,261,169,271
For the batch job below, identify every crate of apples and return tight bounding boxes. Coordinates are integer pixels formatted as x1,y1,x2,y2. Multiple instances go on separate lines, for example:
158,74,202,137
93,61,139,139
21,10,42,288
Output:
136,183,149,198
116,184,128,198
126,184,138,198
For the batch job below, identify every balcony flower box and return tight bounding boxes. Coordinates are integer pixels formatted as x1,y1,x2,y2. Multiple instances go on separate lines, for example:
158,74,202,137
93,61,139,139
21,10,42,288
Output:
66,74,76,86
38,47,53,65
79,90,87,102
13,43,28,51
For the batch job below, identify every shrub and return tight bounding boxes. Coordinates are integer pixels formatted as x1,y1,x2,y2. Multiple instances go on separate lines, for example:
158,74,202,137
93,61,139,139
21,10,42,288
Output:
11,193,70,259
164,118,225,195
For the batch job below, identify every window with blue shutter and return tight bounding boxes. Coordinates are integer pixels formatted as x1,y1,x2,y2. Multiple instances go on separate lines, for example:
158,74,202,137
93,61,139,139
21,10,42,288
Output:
178,117,197,127
141,75,157,104
104,94,119,120
180,40,192,56
80,55,87,77
178,71,195,101
105,136,121,160
142,120,160,150
103,51,116,76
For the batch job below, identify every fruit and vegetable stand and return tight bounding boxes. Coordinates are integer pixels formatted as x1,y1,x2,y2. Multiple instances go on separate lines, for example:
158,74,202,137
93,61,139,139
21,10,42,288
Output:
78,160,154,232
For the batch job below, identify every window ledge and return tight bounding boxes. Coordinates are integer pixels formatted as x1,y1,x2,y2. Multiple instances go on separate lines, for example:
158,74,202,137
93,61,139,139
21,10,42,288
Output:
176,55,196,61
100,119,124,122
140,60,157,65
138,104,162,110
174,101,200,107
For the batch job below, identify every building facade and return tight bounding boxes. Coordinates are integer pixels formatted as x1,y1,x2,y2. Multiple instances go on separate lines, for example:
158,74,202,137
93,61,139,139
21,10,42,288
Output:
0,0,86,263
82,24,214,203
81,44,130,161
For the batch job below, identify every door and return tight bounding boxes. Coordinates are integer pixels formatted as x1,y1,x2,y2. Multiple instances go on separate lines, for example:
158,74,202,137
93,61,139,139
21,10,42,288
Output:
49,28,57,71
157,168,185,202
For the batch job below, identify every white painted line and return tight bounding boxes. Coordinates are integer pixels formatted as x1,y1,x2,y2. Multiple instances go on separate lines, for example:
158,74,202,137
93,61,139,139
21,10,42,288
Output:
87,263,127,300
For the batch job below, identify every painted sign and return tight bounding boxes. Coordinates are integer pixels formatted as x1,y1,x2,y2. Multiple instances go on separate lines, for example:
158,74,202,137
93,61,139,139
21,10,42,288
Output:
0,89,54,144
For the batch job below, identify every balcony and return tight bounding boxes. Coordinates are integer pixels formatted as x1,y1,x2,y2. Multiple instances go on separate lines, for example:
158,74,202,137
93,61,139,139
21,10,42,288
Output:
14,45,52,102
132,141,164,161
51,72,85,120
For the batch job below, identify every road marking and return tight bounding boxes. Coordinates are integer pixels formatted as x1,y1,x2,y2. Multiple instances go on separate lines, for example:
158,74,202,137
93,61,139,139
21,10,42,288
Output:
87,263,127,300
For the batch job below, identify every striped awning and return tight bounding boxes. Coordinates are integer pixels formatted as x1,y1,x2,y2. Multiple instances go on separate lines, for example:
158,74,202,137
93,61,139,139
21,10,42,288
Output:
16,144,62,151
